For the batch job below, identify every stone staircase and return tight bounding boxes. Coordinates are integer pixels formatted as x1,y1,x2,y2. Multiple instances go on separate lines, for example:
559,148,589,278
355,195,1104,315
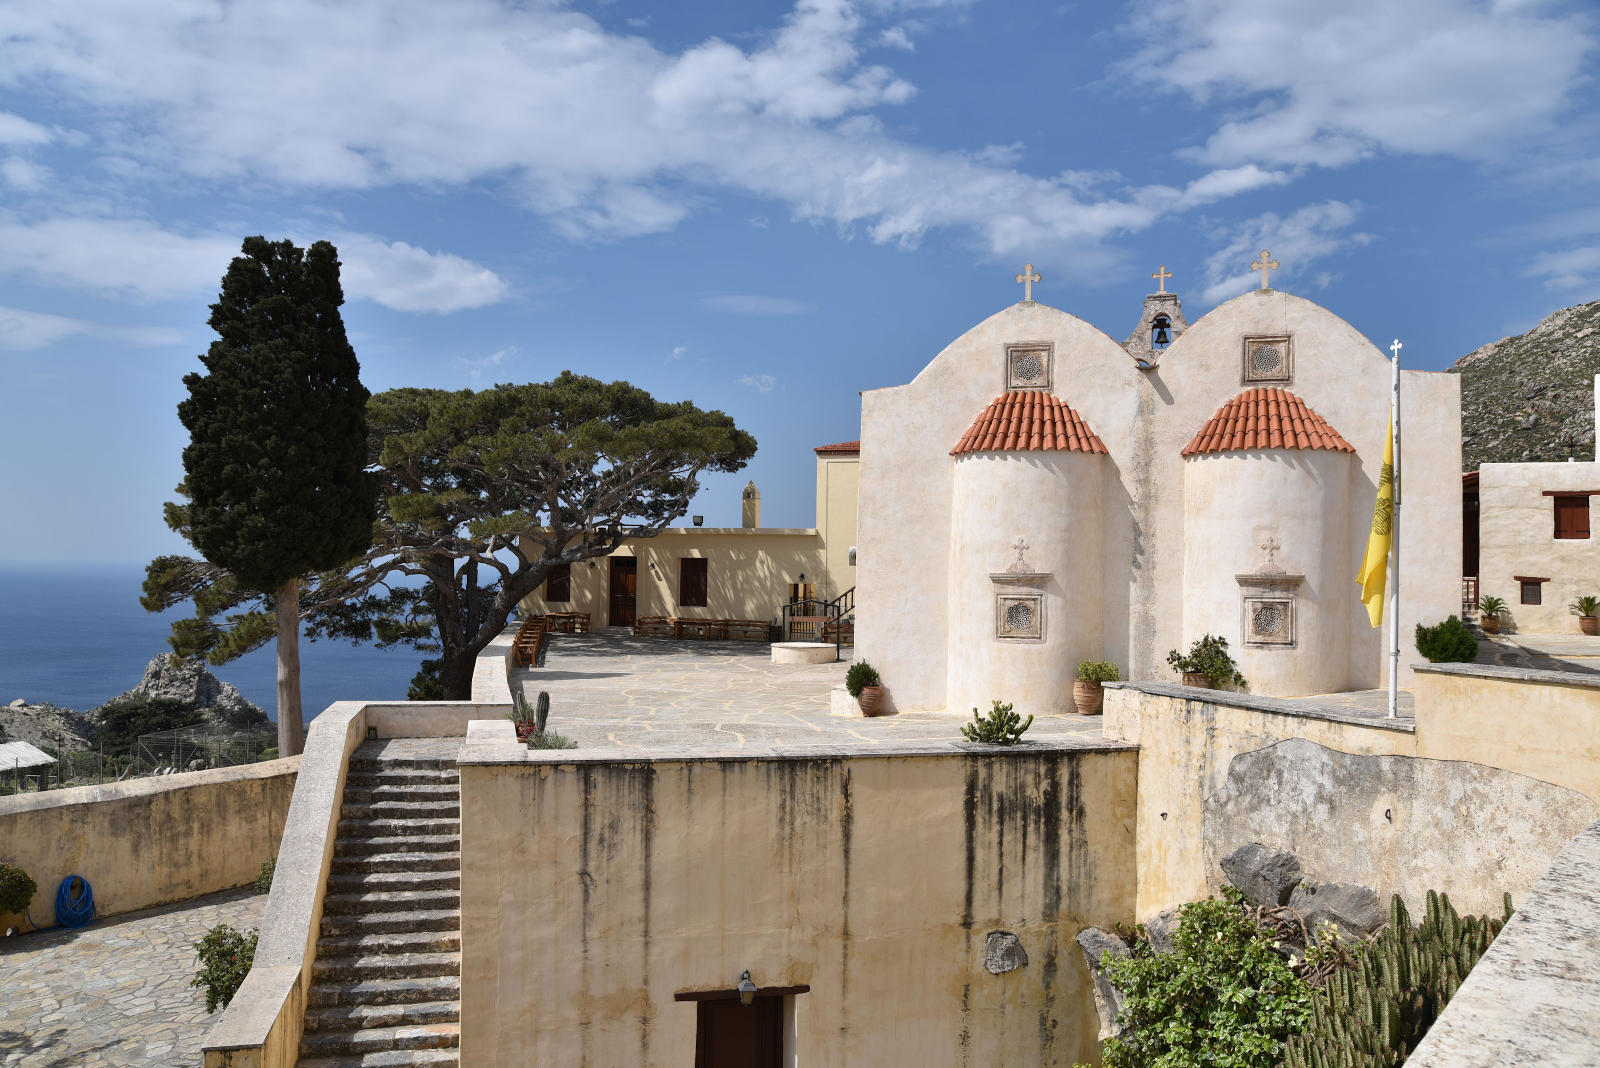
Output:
298,742,463,1067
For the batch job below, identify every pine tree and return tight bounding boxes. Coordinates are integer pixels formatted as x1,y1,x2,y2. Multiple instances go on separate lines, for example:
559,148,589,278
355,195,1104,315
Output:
172,237,376,756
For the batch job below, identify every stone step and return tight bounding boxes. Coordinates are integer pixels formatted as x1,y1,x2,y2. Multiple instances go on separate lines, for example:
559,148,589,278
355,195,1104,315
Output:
321,907,461,938
298,1049,457,1068
344,770,459,789
349,755,460,772
318,929,461,957
335,834,462,858
299,1021,460,1057
307,974,460,1008
342,800,461,821
322,888,461,914
330,851,461,875
337,817,460,838
311,950,460,983
326,870,461,895
343,785,459,804
305,999,460,1034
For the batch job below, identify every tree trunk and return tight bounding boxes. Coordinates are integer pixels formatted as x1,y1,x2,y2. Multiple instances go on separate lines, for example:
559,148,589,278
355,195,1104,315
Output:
439,647,476,702
276,578,306,757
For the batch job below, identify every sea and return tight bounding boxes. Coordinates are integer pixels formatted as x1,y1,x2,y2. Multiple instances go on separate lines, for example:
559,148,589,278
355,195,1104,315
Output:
0,563,424,722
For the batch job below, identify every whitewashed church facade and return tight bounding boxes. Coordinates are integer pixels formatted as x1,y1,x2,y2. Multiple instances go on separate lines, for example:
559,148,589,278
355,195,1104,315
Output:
855,261,1462,712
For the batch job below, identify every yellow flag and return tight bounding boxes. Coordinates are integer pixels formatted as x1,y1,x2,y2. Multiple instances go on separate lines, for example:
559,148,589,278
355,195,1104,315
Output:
1358,411,1394,626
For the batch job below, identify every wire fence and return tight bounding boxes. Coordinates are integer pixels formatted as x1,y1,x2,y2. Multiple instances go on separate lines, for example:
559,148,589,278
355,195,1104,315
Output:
0,725,277,794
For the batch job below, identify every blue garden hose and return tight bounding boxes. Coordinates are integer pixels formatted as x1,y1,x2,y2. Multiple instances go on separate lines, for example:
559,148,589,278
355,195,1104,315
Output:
55,874,96,929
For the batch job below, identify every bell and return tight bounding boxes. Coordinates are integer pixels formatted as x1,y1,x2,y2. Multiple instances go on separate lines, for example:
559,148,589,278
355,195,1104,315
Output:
1153,325,1171,347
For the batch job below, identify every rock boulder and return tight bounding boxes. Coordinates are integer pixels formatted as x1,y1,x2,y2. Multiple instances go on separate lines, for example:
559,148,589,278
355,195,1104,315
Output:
1221,842,1304,908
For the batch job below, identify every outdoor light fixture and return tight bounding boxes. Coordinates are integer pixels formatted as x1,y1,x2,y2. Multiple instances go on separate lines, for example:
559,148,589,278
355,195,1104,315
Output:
798,573,806,583
366,726,377,741
737,970,757,1008
692,515,704,526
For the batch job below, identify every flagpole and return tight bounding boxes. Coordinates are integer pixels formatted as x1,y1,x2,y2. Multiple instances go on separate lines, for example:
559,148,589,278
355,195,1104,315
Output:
1389,338,1403,719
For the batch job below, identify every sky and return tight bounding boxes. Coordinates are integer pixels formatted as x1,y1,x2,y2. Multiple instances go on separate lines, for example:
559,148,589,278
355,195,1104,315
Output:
1,0,1597,564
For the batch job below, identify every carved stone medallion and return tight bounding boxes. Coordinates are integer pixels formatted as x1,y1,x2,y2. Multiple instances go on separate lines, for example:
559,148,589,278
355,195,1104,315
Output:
1006,342,1053,391
1241,334,1293,385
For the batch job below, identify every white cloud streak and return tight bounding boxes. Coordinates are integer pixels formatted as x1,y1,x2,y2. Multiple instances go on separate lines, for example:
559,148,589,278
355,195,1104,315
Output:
703,294,814,316
1200,200,1373,303
0,304,180,350
1527,246,1600,292
739,373,778,392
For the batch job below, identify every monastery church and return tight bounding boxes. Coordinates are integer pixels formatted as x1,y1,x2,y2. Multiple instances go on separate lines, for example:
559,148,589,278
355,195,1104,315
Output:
856,257,1463,714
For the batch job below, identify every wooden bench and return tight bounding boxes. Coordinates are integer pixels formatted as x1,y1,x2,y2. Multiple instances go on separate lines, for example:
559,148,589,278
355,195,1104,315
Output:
633,616,676,638
723,619,771,642
513,617,548,665
675,618,717,640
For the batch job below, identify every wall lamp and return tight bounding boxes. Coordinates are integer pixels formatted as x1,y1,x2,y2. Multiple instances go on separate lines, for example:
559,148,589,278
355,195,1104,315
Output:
737,969,757,1007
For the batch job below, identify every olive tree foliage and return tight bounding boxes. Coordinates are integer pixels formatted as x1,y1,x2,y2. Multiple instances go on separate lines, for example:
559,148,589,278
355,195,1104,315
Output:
145,374,757,701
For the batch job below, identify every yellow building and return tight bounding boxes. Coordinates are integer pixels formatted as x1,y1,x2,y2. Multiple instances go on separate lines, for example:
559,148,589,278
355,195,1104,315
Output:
518,441,859,630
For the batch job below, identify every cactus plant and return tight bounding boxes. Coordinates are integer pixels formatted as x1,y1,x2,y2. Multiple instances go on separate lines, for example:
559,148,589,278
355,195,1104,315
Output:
960,700,1033,745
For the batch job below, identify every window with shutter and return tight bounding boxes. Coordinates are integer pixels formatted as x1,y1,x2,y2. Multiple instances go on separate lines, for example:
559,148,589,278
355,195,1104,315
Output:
546,563,571,602
680,558,708,607
1554,496,1591,540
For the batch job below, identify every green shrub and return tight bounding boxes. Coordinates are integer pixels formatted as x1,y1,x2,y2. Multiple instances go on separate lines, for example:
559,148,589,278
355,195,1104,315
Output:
0,862,37,917
960,700,1033,745
1167,634,1247,688
1283,891,1511,1068
1077,658,1121,683
191,923,258,1013
254,858,275,895
1089,887,1312,1068
97,695,203,757
844,660,881,698
1570,595,1600,617
530,731,579,750
1414,615,1478,663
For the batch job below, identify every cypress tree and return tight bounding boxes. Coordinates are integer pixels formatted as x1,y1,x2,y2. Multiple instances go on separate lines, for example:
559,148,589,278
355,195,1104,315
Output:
177,237,376,756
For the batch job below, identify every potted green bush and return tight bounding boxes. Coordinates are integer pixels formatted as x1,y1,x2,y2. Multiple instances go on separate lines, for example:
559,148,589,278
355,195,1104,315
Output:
1415,615,1478,663
845,660,884,716
1571,595,1600,636
1477,594,1505,635
1166,635,1246,690
1074,659,1120,715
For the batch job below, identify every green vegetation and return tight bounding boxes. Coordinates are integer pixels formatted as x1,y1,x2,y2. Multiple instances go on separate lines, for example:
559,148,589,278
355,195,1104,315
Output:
0,862,38,917
512,691,577,748
1476,594,1505,617
960,700,1033,745
1167,634,1247,688
529,731,579,750
1414,616,1478,663
145,236,377,758
845,660,881,698
1570,595,1600,617
191,923,259,1013
1283,891,1511,1068
1077,658,1121,683
96,695,204,757
255,858,275,896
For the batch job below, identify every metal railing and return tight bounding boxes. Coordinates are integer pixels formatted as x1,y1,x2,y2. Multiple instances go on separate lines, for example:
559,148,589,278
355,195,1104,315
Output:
778,587,855,661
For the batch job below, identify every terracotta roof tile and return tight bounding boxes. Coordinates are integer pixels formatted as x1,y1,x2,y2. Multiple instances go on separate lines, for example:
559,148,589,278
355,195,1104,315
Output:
950,392,1109,456
1181,388,1355,457
813,440,861,454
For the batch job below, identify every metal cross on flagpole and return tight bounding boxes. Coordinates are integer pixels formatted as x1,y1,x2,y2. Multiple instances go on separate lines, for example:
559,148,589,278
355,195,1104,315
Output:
1388,338,1403,719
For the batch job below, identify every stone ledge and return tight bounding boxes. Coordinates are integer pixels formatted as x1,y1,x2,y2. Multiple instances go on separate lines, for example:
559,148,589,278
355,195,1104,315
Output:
458,733,1138,766
1104,680,1416,733
1414,661,1600,690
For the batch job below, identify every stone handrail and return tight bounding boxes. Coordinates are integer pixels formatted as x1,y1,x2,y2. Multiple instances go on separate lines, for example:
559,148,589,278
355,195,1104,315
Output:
470,620,521,705
201,701,510,1068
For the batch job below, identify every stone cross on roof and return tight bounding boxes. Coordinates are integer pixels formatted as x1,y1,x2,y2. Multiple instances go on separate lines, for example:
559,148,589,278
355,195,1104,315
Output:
1152,264,1172,294
1015,263,1041,303
1251,249,1280,290
1260,534,1282,570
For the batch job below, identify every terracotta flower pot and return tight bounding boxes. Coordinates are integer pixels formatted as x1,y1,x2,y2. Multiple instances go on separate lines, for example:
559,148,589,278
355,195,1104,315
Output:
1180,672,1215,689
858,685,885,716
1072,679,1104,715
1580,616,1599,636
1481,615,1500,634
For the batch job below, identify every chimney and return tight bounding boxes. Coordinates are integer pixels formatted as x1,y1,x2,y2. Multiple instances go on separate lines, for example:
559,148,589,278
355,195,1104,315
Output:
741,480,761,528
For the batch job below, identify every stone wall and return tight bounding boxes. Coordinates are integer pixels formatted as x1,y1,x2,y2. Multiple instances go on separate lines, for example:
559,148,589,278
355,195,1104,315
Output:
457,736,1139,1067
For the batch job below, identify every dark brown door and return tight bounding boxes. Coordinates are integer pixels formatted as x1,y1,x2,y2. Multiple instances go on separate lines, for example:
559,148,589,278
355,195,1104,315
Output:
609,557,637,627
696,997,782,1068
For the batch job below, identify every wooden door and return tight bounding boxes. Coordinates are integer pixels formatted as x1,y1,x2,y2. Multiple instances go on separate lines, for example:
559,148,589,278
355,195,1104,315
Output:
695,997,782,1068
609,557,638,627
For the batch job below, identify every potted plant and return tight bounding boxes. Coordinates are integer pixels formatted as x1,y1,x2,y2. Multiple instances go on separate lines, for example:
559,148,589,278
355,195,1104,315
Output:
846,660,885,716
1074,659,1120,715
1166,634,1246,690
1571,595,1600,636
1477,594,1505,635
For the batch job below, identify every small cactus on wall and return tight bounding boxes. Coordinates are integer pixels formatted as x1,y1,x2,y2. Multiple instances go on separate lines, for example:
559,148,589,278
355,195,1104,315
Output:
960,700,1033,745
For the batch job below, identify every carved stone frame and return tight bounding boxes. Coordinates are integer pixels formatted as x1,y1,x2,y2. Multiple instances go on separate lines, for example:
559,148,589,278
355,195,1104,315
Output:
1241,595,1296,648
994,591,1045,642
1241,334,1293,385
1005,342,1054,392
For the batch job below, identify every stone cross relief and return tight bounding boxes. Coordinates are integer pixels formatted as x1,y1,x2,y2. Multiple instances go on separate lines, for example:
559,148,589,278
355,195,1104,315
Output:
1015,263,1041,303
1251,249,1280,290
1008,536,1032,573
1259,534,1284,572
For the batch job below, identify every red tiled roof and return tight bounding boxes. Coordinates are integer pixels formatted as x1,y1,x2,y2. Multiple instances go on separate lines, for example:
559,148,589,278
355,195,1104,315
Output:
813,440,861,454
1181,388,1355,457
950,392,1109,456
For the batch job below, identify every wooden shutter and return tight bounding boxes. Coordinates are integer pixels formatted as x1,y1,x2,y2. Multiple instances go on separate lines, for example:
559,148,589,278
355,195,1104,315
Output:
1554,496,1591,540
546,563,571,602
680,558,708,607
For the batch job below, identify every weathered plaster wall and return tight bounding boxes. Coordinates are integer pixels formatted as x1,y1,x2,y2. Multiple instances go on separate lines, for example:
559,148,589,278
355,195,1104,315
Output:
0,758,298,931
857,289,1460,712
457,744,1138,1067
815,453,860,600
1204,738,1596,917
1477,455,1600,633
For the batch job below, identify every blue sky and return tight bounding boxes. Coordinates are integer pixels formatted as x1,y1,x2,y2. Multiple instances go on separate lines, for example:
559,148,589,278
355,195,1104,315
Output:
1,0,1596,563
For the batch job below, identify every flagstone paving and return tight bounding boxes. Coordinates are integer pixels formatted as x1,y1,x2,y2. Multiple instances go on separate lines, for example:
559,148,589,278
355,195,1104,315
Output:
0,886,264,1068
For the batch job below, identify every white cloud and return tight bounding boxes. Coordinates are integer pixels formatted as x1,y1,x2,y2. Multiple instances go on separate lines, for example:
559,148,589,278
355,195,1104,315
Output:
0,111,51,146
703,294,814,316
454,345,516,384
739,373,778,392
0,304,180,350
0,217,506,312
667,344,688,362
1199,200,1373,303
1527,246,1600,291
876,26,915,50
0,157,50,191
0,0,1284,273
1123,0,1594,168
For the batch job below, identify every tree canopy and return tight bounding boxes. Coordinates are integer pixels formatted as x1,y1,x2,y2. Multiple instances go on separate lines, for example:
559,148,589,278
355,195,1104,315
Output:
145,373,756,700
